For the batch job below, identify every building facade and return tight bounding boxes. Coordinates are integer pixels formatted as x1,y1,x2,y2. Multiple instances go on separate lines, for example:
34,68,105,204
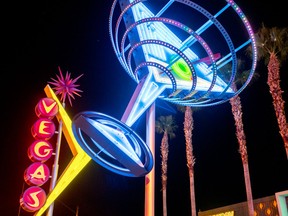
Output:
198,190,288,216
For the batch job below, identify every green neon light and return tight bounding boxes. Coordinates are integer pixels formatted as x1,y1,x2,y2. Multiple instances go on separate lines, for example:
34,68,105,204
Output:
170,58,192,81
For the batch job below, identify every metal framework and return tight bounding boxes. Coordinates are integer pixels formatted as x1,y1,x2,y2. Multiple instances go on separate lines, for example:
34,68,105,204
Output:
110,0,257,126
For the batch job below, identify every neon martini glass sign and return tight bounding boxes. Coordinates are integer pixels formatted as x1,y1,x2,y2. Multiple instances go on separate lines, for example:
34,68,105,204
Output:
34,0,257,215
72,0,257,184
110,0,257,126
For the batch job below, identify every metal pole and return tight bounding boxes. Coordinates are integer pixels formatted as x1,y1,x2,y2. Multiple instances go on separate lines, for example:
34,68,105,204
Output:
46,103,65,216
145,102,155,216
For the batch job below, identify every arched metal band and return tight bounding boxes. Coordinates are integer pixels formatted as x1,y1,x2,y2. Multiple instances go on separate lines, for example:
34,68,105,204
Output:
127,39,197,94
134,61,177,93
109,0,257,107
120,17,220,101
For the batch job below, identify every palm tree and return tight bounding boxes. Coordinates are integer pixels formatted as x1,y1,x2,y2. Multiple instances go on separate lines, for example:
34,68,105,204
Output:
230,86,255,216
177,105,197,216
155,115,178,216
221,59,259,216
254,24,288,159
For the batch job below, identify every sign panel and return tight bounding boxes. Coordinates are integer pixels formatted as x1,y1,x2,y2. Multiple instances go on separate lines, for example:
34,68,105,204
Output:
31,118,56,140
28,140,53,162
24,162,50,186
20,186,47,212
35,97,58,119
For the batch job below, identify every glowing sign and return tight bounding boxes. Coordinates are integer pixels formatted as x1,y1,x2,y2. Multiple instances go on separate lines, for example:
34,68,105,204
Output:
21,97,57,214
31,118,56,140
72,111,153,177
35,97,59,119
110,0,257,126
210,211,234,216
24,162,50,186
275,190,288,216
20,186,47,212
28,140,53,162
32,0,258,213
34,85,92,216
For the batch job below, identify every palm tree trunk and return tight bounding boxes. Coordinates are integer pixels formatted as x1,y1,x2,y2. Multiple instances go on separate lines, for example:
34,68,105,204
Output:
243,163,254,215
230,91,254,216
188,170,196,216
161,131,169,216
162,188,167,216
267,52,288,159
184,107,197,216
156,115,177,216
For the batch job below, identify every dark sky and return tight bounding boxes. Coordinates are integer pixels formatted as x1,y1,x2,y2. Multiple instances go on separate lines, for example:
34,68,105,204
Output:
2,0,288,215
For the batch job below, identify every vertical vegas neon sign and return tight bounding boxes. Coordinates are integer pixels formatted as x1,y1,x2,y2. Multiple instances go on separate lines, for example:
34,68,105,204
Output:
20,97,59,212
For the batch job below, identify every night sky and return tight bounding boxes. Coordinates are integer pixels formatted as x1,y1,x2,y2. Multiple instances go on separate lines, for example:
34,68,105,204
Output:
2,0,288,215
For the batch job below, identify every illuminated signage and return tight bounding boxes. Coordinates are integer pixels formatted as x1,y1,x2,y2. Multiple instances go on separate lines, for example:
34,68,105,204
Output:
20,186,47,212
33,85,92,216
23,0,258,213
33,83,153,215
24,162,50,186
35,97,59,119
20,97,58,213
72,111,153,177
210,211,234,216
28,140,53,162
31,118,56,140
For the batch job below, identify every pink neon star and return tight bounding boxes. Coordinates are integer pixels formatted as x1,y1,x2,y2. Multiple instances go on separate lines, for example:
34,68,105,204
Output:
48,66,83,107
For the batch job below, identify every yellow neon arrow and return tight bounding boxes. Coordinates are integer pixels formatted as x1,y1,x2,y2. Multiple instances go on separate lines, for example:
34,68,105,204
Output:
34,85,91,216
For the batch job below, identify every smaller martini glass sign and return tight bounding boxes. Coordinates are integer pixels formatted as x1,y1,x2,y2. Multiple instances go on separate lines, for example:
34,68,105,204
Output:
20,97,59,212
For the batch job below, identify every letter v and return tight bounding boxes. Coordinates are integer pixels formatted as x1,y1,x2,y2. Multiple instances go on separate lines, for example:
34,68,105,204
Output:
42,99,56,114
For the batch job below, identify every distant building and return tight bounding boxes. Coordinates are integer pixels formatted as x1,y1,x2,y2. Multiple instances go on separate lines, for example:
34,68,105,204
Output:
198,190,288,216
